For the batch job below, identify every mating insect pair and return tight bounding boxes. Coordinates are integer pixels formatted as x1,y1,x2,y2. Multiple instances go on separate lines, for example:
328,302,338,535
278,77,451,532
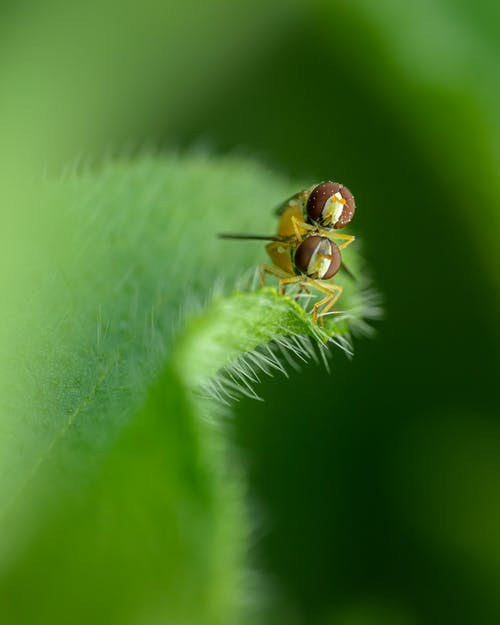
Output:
220,181,356,323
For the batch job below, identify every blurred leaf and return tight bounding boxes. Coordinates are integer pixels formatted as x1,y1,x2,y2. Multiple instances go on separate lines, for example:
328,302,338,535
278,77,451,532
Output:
0,0,307,173
395,411,500,577
323,599,416,625
0,154,373,624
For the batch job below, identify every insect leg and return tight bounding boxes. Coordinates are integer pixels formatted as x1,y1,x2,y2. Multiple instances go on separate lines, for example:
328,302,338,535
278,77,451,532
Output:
258,263,291,287
317,230,355,251
307,280,344,324
317,283,343,318
277,275,304,295
290,215,315,243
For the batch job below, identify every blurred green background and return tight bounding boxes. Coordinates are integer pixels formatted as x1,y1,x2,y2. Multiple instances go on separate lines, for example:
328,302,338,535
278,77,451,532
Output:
1,0,500,624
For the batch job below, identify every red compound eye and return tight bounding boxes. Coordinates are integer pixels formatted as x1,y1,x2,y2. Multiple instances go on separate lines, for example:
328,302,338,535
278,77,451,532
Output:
306,182,356,229
294,236,341,279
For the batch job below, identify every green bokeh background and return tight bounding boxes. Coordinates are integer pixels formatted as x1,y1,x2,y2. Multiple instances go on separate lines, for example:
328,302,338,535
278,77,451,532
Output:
1,1,500,624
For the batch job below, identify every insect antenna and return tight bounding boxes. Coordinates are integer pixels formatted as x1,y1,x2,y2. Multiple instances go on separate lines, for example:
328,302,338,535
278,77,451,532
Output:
218,233,289,242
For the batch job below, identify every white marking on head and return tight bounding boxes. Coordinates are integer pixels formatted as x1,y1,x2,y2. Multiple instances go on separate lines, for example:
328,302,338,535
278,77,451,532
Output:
307,240,331,278
322,191,345,226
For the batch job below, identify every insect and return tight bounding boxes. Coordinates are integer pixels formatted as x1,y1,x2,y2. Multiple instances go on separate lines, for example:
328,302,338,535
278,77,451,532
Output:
219,181,356,323
219,231,344,323
275,181,356,251
263,234,344,323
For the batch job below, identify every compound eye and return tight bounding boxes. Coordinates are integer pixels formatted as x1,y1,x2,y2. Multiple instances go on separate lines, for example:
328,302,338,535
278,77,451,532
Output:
306,181,356,229
294,235,341,279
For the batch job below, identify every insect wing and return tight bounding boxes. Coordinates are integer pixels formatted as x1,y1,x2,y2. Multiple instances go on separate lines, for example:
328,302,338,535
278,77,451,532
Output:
273,188,309,216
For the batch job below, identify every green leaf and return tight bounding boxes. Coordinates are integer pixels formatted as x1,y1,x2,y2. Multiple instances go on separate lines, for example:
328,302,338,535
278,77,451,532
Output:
0,154,375,624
